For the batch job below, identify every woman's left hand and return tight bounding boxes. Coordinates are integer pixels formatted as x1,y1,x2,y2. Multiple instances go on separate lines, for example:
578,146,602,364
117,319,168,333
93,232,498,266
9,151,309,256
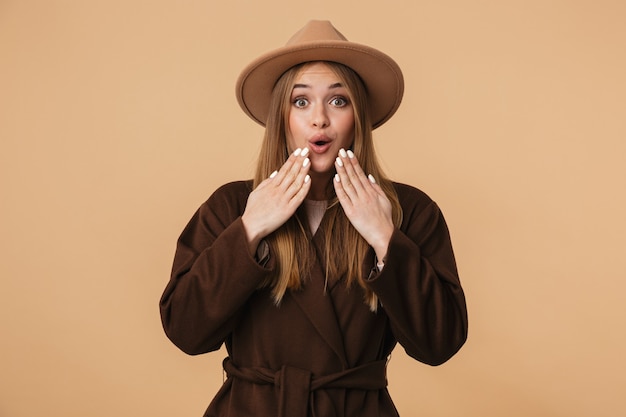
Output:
334,149,394,261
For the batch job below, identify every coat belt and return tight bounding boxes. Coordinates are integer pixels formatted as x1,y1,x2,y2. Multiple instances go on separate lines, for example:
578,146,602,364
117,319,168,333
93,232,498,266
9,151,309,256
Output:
222,357,388,417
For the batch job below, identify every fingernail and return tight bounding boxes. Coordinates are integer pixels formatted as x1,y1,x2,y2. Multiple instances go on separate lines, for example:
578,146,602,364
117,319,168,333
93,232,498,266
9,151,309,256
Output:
368,174,376,183
269,170,278,178
335,157,343,167
339,149,347,158
301,148,309,157
334,174,340,182
347,150,355,159
304,174,311,183
302,158,310,167
293,148,302,156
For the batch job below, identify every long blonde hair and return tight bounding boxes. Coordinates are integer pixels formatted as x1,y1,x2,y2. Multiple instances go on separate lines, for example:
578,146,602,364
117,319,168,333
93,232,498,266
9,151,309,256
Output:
253,61,402,311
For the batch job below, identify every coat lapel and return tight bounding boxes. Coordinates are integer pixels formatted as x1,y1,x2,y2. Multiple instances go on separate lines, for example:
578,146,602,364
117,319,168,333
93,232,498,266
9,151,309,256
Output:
290,228,349,368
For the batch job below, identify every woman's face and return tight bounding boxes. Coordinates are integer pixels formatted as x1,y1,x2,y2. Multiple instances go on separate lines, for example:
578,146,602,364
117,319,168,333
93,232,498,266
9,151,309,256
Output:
286,62,355,177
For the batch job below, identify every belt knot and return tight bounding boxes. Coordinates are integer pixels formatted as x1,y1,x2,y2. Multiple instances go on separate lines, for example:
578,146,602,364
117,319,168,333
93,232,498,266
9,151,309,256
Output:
222,357,387,417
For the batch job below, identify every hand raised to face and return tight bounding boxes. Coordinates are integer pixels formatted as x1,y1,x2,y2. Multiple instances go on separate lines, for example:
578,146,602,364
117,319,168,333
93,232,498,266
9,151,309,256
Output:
334,149,394,261
242,148,311,254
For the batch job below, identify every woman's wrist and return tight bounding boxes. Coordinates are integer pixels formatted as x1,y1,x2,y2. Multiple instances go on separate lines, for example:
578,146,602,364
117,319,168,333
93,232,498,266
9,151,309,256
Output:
241,215,264,255
371,228,393,263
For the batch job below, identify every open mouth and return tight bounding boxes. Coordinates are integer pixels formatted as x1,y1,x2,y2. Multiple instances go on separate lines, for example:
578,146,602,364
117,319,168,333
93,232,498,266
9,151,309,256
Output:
308,139,332,153
308,135,332,153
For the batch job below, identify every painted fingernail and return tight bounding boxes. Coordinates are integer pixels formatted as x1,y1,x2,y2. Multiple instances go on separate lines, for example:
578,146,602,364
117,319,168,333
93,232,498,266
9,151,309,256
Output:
304,174,311,183
335,157,343,167
301,147,309,157
339,149,347,158
269,170,278,178
347,150,355,159
334,174,340,182
302,158,310,167
293,148,302,156
368,174,376,183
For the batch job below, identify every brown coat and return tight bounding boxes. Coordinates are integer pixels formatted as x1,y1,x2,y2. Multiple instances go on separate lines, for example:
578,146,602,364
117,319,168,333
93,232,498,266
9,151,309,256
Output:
160,181,468,417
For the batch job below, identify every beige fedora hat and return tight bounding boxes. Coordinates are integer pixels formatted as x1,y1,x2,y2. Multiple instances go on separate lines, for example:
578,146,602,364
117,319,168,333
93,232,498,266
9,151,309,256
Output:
236,20,404,129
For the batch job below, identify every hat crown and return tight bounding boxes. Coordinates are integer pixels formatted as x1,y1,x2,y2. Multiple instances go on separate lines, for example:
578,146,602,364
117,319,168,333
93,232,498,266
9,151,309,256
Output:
285,20,347,46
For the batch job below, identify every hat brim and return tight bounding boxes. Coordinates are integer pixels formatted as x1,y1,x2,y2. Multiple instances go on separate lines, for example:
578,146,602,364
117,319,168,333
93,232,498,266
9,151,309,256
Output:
236,40,404,129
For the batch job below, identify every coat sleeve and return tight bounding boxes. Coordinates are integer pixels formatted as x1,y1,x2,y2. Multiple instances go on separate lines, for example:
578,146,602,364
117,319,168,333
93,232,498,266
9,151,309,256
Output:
159,182,275,355
367,185,468,366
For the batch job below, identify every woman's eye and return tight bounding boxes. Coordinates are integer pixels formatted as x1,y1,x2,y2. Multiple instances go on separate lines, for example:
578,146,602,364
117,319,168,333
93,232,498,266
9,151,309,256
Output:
331,97,348,107
293,98,308,108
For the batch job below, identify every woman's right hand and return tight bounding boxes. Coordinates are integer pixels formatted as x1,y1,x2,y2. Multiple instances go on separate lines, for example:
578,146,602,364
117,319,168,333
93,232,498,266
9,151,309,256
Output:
241,148,311,254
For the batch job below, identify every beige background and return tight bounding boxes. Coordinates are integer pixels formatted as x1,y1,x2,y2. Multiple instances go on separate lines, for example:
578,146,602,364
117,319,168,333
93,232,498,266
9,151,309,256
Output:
1,1,625,416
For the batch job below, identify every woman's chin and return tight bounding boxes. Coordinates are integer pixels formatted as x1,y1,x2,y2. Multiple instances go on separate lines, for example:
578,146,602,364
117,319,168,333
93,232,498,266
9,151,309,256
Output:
309,162,336,178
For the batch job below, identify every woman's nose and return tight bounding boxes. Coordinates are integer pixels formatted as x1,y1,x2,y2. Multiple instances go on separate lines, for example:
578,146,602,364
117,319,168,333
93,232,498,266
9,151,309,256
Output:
312,105,329,128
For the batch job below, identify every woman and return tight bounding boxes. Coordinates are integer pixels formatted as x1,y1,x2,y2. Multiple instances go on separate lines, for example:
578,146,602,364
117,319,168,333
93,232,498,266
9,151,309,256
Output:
160,20,468,417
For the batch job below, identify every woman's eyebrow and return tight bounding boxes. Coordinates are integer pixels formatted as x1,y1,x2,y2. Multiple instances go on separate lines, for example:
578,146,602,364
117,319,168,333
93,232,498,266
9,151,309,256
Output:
292,82,344,90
